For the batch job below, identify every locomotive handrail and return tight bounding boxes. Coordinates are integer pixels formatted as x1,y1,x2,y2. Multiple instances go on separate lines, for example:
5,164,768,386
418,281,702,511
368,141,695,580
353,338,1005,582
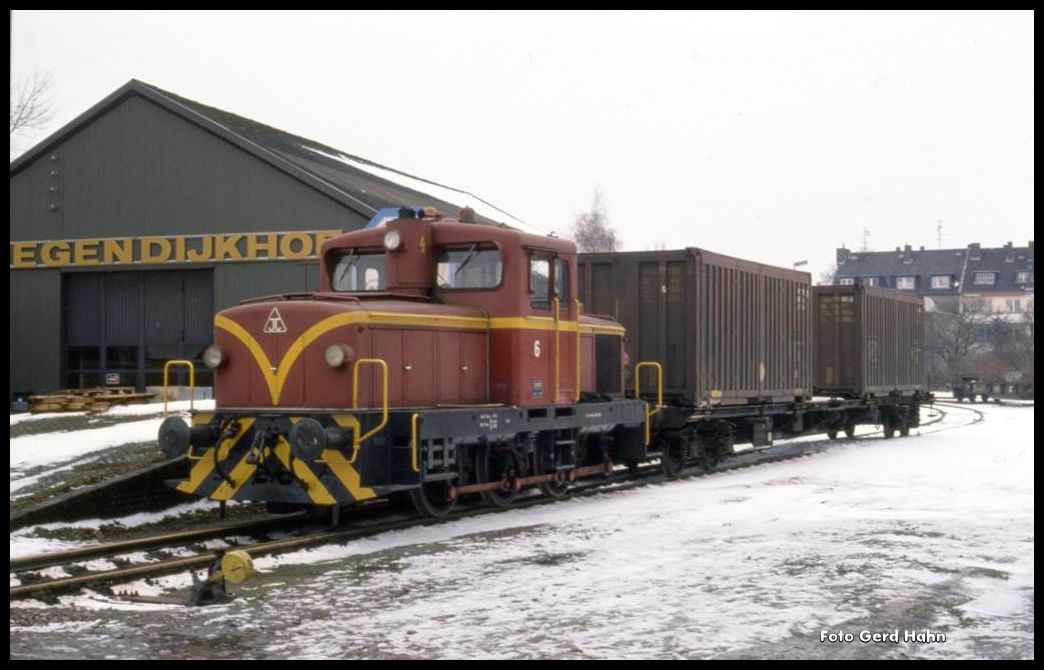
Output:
635,361,663,416
574,298,582,402
162,360,196,416
411,413,421,473
553,297,561,402
351,358,389,460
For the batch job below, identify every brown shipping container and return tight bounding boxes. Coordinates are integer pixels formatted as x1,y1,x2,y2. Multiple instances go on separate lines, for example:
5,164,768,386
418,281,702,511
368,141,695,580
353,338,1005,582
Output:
578,249,812,405
813,285,925,398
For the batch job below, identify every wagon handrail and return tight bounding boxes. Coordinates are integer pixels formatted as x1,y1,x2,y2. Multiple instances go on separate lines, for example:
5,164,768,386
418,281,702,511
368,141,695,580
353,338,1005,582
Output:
635,361,663,416
163,359,196,416
351,358,389,460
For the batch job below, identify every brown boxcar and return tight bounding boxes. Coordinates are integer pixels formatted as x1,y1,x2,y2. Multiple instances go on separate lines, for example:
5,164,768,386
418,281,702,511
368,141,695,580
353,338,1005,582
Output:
813,285,925,398
578,249,812,406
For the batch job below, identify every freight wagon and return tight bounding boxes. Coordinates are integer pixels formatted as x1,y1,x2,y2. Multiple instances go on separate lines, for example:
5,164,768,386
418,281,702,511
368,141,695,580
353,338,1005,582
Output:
813,285,925,398
577,249,812,406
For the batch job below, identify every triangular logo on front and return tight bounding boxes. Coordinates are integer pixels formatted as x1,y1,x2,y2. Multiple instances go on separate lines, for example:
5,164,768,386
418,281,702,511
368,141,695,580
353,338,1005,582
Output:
263,308,288,334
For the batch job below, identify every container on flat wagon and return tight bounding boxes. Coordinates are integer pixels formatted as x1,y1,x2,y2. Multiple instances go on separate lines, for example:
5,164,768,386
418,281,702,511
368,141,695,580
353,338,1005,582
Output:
812,285,925,398
578,249,812,406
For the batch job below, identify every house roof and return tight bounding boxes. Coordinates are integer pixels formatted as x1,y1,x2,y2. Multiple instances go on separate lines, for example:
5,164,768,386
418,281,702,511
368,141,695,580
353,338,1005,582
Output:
836,243,1033,294
10,79,523,228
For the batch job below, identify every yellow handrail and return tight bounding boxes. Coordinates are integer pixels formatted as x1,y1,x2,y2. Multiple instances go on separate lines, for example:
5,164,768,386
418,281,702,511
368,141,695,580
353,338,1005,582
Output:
553,297,560,402
574,298,581,402
163,359,196,416
350,358,389,461
410,413,421,473
635,361,663,417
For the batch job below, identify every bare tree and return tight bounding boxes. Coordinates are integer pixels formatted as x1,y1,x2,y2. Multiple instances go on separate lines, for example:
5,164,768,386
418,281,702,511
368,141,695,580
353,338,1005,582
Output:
817,263,837,286
925,297,988,388
570,190,619,253
10,71,54,138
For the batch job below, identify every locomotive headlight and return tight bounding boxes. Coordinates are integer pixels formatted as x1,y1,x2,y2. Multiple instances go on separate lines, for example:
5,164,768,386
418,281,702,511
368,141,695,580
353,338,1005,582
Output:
383,229,403,251
203,344,226,369
324,344,353,369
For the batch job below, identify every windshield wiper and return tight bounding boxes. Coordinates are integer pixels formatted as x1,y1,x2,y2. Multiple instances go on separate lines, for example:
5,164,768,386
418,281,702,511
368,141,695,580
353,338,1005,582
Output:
454,244,480,277
336,250,358,288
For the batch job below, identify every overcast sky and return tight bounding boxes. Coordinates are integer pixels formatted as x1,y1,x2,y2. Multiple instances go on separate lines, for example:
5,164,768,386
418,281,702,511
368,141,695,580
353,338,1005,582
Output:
10,10,1034,281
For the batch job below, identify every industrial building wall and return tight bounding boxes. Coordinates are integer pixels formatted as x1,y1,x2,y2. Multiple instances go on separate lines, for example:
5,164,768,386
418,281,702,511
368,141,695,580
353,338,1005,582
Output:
214,261,321,310
10,94,367,239
9,271,62,398
10,93,368,397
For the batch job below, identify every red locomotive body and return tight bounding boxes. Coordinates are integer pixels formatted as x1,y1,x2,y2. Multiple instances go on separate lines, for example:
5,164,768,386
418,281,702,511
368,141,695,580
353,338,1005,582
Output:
159,209,644,516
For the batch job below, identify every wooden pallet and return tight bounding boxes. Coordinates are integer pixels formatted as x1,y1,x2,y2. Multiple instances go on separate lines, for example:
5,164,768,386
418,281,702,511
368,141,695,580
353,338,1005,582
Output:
28,387,156,413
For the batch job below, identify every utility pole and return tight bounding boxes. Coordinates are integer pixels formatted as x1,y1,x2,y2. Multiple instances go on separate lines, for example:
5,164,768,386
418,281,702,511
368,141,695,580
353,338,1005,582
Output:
936,219,944,249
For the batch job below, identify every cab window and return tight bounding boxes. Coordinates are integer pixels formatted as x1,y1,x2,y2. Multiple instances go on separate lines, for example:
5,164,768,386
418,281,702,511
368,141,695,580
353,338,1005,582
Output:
530,253,551,309
330,250,387,291
436,245,503,289
556,258,570,309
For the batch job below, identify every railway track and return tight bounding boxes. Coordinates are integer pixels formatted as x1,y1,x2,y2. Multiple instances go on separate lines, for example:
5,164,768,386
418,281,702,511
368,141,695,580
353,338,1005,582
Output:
10,401,984,603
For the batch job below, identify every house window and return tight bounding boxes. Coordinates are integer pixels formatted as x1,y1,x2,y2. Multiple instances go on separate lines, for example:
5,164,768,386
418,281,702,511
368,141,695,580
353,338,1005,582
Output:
896,276,915,290
974,272,996,285
838,277,854,286
1006,299,1022,312
863,277,878,287
1015,271,1030,284
931,275,951,289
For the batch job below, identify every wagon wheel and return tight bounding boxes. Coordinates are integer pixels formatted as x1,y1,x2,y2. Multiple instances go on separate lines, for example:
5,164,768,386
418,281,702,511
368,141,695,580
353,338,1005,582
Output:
476,442,520,508
409,479,458,518
843,420,857,438
827,429,839,440
701,431,729,473
899,413,911,437
661,435,688,478
882,416,897,439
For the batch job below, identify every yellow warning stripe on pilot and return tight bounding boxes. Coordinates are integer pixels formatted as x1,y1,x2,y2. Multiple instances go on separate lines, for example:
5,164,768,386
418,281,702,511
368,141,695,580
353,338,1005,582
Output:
177,418,255,495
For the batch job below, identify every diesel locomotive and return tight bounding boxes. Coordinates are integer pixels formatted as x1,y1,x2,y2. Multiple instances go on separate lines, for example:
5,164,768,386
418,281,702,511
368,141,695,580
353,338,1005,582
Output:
158,207,927,518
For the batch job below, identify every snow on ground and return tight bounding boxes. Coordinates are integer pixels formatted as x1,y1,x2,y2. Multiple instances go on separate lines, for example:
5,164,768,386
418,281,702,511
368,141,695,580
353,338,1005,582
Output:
9,400,214,494
9,402,1034,659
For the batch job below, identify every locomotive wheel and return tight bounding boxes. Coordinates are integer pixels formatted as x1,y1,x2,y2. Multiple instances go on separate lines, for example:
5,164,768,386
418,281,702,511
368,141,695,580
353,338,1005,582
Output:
538,475,570,499
476,442,520,508
661,436,688,478
536,438,570,498
409,480,458,518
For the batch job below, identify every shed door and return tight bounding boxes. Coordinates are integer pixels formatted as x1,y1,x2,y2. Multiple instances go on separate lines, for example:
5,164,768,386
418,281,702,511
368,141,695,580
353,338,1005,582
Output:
63,269,213,390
